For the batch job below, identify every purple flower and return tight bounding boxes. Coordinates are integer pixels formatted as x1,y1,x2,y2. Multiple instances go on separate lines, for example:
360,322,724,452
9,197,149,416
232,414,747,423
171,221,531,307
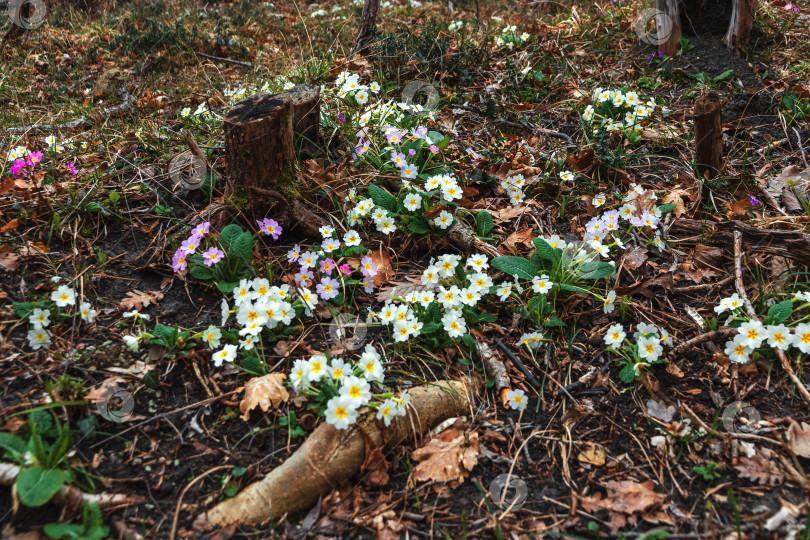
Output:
429,144,439,154
257,218,282,240
466,148,481,160
316,277,340,300
295,269,314,286
320,258,336,274
172,249,187,272
749,195,760,206
338,113,345,123
191,221,211,236
26,152,43,166
408,148,416,156
180,234,203,255
321,238,340,253
202,247,225,266
355,143,369,156
10,159,26,177
363,278,374,293
299,251,317,269
390,151,407,167
360,255,377,277
339,264,351,275
64,162,78,175
657,51,663,58
412,126,428,139
386,129,403,144
287,244,301,262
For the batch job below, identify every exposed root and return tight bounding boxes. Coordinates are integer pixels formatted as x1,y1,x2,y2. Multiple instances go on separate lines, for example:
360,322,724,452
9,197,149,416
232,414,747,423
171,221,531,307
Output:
446,220,498,257
194,378,479,528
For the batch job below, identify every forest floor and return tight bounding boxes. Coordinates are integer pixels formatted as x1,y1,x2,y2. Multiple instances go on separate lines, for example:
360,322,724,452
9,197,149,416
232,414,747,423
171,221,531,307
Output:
1,0,810,538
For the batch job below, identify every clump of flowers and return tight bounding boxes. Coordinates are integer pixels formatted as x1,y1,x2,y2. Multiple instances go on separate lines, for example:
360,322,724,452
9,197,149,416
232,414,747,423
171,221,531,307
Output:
494,25,531,49
14,281,98,351
714,294,810,363
603,322,673,382
580,88,659,142
289,344,410,430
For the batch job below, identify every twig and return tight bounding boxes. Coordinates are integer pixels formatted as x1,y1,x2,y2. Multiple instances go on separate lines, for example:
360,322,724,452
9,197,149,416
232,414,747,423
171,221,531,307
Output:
194,51,254,68
734,230,810,402
3,86,135,137
170,465,234,540
674,274,734,293
793,127,809,168
451,104,574,145
492,338,540,388
667,327,738,359
476,338,509,394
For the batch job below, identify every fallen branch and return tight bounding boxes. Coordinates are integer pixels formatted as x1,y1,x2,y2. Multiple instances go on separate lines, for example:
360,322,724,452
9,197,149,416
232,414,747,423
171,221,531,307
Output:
446,219,498,257
667,327,738,360
194,379,478,527
0,462,144,512
3,86,135,137
492,337,540,389
476,338,509,399
194,51,254,68
668,219,810,263
733,231,810,402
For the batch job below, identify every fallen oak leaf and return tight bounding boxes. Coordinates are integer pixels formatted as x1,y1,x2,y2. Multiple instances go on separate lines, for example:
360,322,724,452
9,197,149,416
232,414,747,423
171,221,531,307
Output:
240,373,290,421
119,289,164,311
411,428,479,484
786,421,810,458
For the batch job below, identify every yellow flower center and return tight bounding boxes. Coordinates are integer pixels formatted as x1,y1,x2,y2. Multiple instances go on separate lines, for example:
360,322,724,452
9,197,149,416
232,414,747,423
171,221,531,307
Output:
335,406,348,419
735,345,746,356
349,386,362,399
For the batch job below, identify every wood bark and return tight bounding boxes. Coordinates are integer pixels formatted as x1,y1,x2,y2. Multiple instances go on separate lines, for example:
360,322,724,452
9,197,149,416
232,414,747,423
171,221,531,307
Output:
655,0,682,57
195,379,478,527
668,219,810,263
286,84,321,159
725,0,758,53
694,92,724,179
350,0,381,57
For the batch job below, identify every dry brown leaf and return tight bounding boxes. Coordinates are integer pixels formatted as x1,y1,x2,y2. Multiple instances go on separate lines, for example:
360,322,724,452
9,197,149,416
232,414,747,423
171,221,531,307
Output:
662,189,692,218
411,428,479,484
119,289,164,311
786,421,810,458
580,480,666,531
0,219,19,233
239,373,290,420
733,455,784,485
490,205,530,223
577,442,606,466
370,248,394,287
502,227,535,251
0,248,19,271
622,247,648,270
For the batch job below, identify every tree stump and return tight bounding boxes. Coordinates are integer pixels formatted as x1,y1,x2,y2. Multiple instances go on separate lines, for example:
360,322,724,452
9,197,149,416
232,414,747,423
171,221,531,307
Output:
694,92,724,179
224,87,325,236
725,0,758,53
655,0,682,57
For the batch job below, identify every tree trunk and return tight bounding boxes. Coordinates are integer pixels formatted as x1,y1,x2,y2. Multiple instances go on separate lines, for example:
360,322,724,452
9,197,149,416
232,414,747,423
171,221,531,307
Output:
224,86,325,235
350,0,381,57
725,0,757,53
694,92,724,179
655,0,682,57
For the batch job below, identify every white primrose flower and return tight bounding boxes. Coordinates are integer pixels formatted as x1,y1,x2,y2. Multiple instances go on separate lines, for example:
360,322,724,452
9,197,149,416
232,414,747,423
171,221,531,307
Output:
307,355,328,383
724,334,752,364
29,308,51,328
497,282,512,301
518,331,544,349
637,336,663,362
325,395,358,430
794,324,810,353
203,326,222,349
633,322,659,340
79,303,97,323
506,388,527,410
377,398,398,426
341,375,372,406
212,344,237,367
27,328,51,350
604,323,626,347
51,285,76,307
738,320,766,348
532,274,552,294
442,310,467,338
434,210,454,229
603,290,617,314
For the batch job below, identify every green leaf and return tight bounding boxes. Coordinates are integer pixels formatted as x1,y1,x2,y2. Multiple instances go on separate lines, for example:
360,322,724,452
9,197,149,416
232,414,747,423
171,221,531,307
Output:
766,300,793,325
219,224,244,251
407,216,432,235
544,316,567,328
368,185,395,212
217,281,238,293
17,467,65,507
475,210,494,236
577,261,615,280
0,432,26,459
241,355,266,376
421,322,441,334
491,256,540,280
532,237,559,263
658,203,677,213
189,265,214,280
13,302,35,319
462,334,477,352
151,323,175,340
619,364,637,384
233,232,255,262
556,283,589,295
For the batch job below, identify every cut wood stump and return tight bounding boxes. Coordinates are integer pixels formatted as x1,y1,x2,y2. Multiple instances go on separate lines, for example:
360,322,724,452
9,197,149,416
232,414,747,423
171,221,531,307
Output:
655,0,682,57
694,92,724,179
223,85,325,236
726,0,758,53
